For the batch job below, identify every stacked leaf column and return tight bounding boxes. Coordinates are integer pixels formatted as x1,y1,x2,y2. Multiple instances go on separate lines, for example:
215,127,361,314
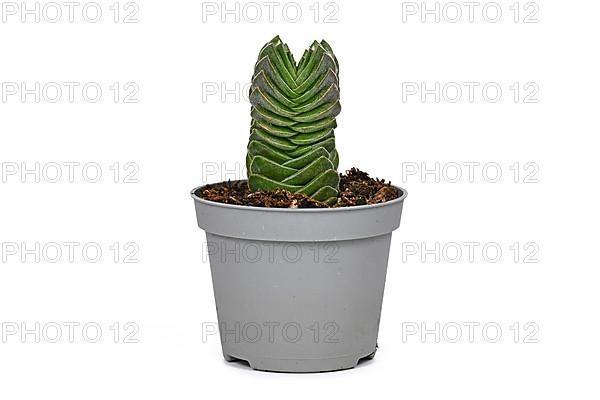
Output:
246,36,342,204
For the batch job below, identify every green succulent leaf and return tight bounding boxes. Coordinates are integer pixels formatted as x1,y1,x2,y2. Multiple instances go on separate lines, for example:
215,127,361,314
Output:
248,174,302,192
246,36,342,201
250,128,298,151
291,118,337,133
250,156,298,182
288,137,336,157
282,147,330,168
247,140,292,164
288,128,334,145
296,170,340,197
291,81,340,113
311,186,339,203
252,120,297,138
282,156,334,185
251,71,297,108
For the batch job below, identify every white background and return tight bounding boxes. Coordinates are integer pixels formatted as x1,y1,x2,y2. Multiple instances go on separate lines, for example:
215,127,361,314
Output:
1,0,599,398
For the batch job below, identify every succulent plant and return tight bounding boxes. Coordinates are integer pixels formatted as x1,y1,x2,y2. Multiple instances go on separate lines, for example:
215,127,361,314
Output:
246,36,341,204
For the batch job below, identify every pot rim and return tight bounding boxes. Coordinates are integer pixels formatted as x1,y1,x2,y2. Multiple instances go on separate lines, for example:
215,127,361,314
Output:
190,182,407,213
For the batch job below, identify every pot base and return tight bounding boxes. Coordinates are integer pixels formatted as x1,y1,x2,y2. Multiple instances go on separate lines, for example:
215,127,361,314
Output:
224,349,377,373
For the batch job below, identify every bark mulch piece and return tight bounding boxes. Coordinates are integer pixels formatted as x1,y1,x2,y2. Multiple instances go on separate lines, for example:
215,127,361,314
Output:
197,168,401,209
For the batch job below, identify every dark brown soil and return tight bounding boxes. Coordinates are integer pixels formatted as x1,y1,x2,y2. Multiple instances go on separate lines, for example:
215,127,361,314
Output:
196,168,401,208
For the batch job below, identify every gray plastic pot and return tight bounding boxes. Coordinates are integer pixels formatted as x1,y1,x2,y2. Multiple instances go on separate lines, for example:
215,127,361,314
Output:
191,182,407,372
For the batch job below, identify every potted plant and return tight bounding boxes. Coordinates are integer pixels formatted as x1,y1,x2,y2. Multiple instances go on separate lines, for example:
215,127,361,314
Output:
191,36,407,372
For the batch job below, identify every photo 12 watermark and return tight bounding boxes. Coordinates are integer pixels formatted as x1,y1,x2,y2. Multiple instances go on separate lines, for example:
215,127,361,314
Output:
402,82,540,104
1,2,139,23
401,321,540,343
200,161,246,183
1,82,140,104
202,321,340,344
201,1,339,23
1,242,140,264
1,322,140,343
202,241,339,264
402,241,540,264
202,82,251,104
400,162,539,184
401,2,539,24
1,162,140,184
